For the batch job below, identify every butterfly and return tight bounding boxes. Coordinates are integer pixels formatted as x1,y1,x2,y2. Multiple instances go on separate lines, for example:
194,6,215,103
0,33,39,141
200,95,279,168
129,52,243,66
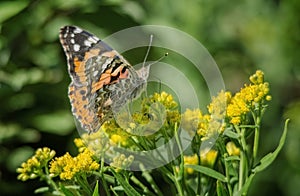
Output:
59,26,150,134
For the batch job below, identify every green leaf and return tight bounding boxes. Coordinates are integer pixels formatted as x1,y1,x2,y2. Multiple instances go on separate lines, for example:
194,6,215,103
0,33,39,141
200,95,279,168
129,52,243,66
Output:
111,170,140,196
217,180,228,196
252,119,289,173
34,187,49,194
60,184,75,196
224,156,240,162
92,181,100,196
239,119,290,195
240,173,255,196
223,128,239,139
0,1,29,23
185,165,227,182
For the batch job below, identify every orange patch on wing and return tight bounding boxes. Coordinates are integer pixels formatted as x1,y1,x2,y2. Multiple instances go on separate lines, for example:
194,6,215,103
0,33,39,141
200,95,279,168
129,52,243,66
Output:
73,49,101,84
102,50,118,58
91,65,129,93
69,85,96,132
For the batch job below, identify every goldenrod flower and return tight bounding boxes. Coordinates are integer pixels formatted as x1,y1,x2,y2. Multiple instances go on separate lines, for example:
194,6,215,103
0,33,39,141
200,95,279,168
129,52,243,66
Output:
81,130,110,156
110,154,134,172
227,70,271,125
17,147,56,181
102,120,131,147
183,154,198,174
226,142,240,156
74,138,86,153
181,109,202,136
150,91,178,109
49,149,99,180
200,149,218,167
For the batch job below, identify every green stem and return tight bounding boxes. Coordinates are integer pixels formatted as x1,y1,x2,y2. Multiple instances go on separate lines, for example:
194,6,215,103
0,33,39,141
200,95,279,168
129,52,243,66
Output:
76,174,92,195
173,123,184,196
235,125,248,191
41,173,60,193
140,164,163,196
100,155,110,196
130,175,156,196
42,165,60,193
224,155,233,196
252,114,261,161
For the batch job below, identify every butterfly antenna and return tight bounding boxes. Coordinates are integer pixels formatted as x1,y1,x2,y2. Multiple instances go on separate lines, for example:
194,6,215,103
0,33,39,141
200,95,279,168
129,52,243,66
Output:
142,34,153,68
147,52,168,67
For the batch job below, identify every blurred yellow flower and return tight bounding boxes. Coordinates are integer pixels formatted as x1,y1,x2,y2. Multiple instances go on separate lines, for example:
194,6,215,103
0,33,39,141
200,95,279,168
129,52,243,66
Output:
74,138,86,152
110,154,134,172
16,147,55,181
226,142,240,156
183,154,199,174
200,149,218,167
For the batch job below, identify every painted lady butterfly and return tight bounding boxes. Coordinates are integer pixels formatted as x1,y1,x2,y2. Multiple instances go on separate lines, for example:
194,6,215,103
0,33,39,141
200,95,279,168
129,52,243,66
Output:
59,26,150,134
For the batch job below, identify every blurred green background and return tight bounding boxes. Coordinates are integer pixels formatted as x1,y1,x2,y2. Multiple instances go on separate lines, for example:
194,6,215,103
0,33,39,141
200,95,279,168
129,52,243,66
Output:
0,0,299,195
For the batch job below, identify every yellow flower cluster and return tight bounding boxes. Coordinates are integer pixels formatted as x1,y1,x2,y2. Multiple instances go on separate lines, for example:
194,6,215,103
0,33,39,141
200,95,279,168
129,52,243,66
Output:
16,147,56,181
182,91,228,139
102,120,132,147
49,148,99,180
183,149,218,175
227,70,271,125
110,154,134,172
181,108,210,137
101,91,180,146
183,154,198,174
200,149,218,167
81,130,111,156
150,91,178,109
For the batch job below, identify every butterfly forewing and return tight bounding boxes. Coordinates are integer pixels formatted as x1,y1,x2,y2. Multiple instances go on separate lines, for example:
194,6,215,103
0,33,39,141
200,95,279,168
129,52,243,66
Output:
59,26,149,133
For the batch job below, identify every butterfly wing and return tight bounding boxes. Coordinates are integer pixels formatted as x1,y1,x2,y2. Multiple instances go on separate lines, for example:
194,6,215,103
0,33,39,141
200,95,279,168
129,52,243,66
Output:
60,26,134,133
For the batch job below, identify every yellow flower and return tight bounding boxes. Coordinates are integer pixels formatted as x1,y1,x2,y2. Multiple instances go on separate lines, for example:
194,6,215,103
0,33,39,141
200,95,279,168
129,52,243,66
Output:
49,149,99,180
183,154,199,174
181,109,202,136
110,154,134,172
200,149,218,167
74,138,86,152
150,91,178,109
102,120,131,147
17,147,55,181
227,70,271,125
226,142,240,156
81,130,110,156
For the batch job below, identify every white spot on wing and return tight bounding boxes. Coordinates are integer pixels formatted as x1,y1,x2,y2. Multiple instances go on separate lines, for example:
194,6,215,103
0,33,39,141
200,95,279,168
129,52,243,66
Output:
101,58,113,72
74,28,83,34
93,70,99,77
92,36,100,42
84,40,92,47
70,39,75,44
73,44,80,51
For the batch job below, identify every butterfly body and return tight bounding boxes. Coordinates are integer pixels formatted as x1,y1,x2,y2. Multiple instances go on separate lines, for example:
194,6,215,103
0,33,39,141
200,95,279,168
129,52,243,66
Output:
59,26,149,133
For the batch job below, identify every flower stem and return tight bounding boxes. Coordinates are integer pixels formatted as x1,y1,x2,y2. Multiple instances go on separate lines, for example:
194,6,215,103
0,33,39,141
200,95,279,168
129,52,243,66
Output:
100,155,110,196
252,113,261,161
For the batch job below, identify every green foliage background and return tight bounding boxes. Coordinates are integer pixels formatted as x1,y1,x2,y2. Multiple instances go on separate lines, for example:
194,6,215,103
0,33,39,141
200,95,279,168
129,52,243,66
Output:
0,0,299,195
